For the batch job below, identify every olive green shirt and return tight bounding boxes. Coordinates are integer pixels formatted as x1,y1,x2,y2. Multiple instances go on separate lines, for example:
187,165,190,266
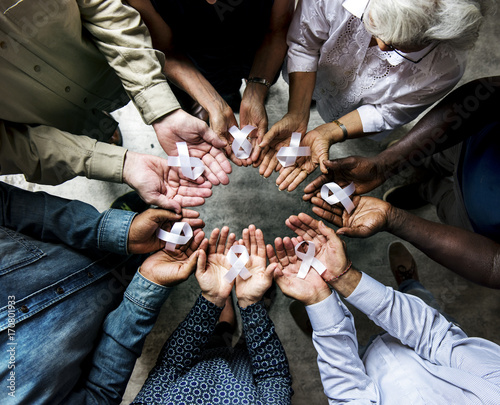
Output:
0,0,180,184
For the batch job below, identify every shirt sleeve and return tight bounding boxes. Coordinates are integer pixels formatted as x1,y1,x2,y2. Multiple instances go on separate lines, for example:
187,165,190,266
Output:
66,271,172,404
132,293,223,403
0,120,126,185
286,0,331,73
77,0,180,124
346,273,500,388
0,181,135,255
305,293,379,404
357,52,465,135
239,301,293,403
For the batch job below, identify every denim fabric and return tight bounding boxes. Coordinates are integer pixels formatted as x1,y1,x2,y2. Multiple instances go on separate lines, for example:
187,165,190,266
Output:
0,182,168,404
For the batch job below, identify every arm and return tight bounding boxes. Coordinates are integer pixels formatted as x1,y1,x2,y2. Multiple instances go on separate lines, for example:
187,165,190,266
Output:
77,0,180,125
346,272,500,387
0,120,125,185
239,301,293,403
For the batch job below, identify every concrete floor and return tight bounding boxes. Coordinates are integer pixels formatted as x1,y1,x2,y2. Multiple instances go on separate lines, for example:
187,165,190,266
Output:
2,6,500,405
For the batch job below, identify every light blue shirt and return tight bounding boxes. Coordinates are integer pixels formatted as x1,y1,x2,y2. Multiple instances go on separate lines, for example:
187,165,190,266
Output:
306,273,500,404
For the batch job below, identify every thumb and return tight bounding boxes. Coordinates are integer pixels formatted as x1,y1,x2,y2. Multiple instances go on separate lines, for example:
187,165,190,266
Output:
151,195,182,214
318,151,330,174
201,124,228,148
259,127,278,148
196,249,207,272
317,220,337,239
336,227,357,237
147,208,182,223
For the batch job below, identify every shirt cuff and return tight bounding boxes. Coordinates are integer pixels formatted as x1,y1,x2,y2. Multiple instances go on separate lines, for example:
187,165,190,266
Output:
124,270,172,312
286,54,319,73
133,82,181,125
305,292,347,331
88,142,127,183
345,272,388,317
97,209,136,255
356,104,387,133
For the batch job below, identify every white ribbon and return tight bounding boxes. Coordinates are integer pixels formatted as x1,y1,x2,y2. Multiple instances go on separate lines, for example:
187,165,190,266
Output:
321,181,356,214
229,125,255,159
157,222,193,251
224,245,252,283
276,132,311,167
167,142,205,180
295,241,326,279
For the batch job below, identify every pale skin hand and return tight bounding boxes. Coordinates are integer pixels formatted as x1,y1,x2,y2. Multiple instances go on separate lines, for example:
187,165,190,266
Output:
197,227,236,307
269,236,331,306
303,156,388,201
127,208,205,254
309,196,392,238
235,225,277,308
122,151,213,212
139,230,206,287
285,213,349,281
153,109,232,186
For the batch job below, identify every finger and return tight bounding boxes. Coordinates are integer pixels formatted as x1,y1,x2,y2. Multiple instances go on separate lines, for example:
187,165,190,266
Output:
217,226,230,254
225,232,237,255
263,152,279,178
143,208,181,224
303,173,329,200
285,214,319,241
208,228,220,255
276,166,296,190
181,249,200,279
201,153,228,186
180,208,200,218
266,244,278,264
316,220,338,240
255,228,265,258
201,123,228,148
185,230,206,256
242,227,251,252
248,225,258,256
282,237,296,260
265,262,279,277
273,237,288,266
177,185,213,198
312,206,341,227
253,145,268,168
196,249,207,272
149,195,182,213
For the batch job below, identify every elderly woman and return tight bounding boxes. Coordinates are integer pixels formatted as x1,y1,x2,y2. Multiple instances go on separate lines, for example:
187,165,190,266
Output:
258,0,486,191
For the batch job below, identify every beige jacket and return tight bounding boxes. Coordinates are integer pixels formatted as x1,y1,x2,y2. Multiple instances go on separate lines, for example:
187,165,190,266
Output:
0,0,180,183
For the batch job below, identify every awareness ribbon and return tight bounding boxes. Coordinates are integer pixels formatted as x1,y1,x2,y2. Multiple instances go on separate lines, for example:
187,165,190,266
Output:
295,241,326,279
321,181,356,214
224,245,252,283
276,132,311,167
157,222,193,251
167,142,205,180
229,125,256,159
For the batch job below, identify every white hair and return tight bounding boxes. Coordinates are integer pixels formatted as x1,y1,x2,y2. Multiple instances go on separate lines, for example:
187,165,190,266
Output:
364,0,490,50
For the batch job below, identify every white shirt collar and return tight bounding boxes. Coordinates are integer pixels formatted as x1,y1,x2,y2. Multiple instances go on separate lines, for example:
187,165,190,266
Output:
342,0,370,19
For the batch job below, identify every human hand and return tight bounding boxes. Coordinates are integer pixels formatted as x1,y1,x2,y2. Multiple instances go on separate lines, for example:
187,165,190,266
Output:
274,124,333,192
239,91,268,164
234,225,276,308
257,112,309,176
196,227,236,307
269,236,331,306
303,156,387,201
127,208,205,254
153,109,232,185
122,151,213,212
309,196,392,238
139,229,206,287
285,213,350,282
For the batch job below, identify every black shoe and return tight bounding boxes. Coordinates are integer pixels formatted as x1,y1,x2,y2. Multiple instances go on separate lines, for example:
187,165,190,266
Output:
383,183,429,210
110,191,149,213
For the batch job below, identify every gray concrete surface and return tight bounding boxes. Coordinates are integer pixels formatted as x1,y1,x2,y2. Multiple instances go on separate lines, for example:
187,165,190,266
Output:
2,7,499,405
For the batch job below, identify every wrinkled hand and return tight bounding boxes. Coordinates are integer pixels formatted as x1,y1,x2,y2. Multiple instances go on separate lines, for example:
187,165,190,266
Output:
310,196,392,238
207,100,241,163
285,213,349,282
274,127,332,192
127,208,205,254
235,225,276,308
303,156,387,201
196,227,236,307
139,230,206,287
122,151,213,212
239,94,268,165
269,236,331,306
153,109,232,185
257,112,309,176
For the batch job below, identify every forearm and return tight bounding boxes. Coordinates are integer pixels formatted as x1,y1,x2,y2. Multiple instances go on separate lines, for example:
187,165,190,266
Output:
0,182,135,255
388,206,500,288
375,76,500,176
240,301,293,402
306,293,378,403
287,72,316,118
67,271,172,404
0,121,126,184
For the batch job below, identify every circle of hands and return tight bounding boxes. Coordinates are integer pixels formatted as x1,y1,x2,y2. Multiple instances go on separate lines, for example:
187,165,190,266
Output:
127,100,399,302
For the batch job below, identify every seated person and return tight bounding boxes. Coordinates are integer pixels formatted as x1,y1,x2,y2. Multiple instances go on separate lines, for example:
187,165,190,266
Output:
303,76,500,287
272,214,500,403
0,181,204,403
258,0,487,191
126,0,294,164
132,225,293,404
